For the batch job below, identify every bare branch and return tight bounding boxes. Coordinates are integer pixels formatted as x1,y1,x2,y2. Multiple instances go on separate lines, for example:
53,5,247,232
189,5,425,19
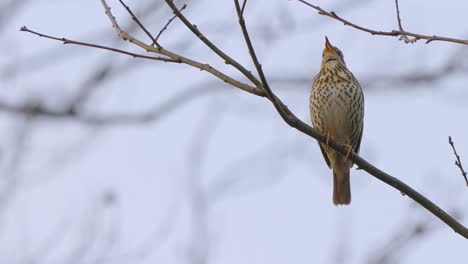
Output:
448,136,468,187
233,0,290,120
394,0,403,31
164,0,262,87
240,0,247,16
232,0,468,238
394,0,417,43
21,22,260,96
295,0,468,45
0,83,217,126
117,0,157,46
19,26,177,62
19,0,468,239
100,0,263,96
154,4,187,45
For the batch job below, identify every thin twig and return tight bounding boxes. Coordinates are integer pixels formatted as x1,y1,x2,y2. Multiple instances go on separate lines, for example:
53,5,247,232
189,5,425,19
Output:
240,0,247,16
21,7,263,97
117,0,158,46
394,0,416,43
164,0,262,87
394,0,404,31
154,4,187,45
295,0,468,45
448,136,468,187
19,26,177,62
99,0,262,96
233,0,289,119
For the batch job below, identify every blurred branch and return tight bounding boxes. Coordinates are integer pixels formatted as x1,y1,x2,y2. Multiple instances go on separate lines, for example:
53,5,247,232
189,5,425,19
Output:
65,200,102,264
367,204,463,264
69,0,168,110
269,40,468,91
206,139,297,202
185,103,225,264
3,0,163,78
89,200,178,264
0,0,28,33
448,136,468,187
0,83,216,126
295,0,468,45
4,54,464,126
25,211,73,263
368,214,433,264
0,115,34,220
20,0,468,239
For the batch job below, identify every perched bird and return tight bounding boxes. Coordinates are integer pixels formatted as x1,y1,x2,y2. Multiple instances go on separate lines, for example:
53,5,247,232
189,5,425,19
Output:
310,37,364,205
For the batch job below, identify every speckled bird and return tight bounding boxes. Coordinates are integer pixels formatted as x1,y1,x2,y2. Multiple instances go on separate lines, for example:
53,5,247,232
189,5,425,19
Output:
310,37,364,205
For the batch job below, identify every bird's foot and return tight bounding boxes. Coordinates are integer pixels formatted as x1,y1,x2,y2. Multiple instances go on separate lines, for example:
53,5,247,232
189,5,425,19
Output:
323,131,331,147
343,144,354,161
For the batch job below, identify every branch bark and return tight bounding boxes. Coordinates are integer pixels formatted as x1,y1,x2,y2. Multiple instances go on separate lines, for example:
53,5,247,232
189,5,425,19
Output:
448,136,468,186
295,0,468,45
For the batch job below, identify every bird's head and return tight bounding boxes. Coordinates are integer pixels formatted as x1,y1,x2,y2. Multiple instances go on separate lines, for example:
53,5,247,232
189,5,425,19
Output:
321,37,346,68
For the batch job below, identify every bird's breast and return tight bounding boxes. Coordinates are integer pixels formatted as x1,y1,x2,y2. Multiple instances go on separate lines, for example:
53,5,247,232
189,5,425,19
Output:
311,77,363,143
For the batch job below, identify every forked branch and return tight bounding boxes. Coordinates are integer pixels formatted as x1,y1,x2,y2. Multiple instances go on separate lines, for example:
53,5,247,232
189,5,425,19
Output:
19,26,177,62
232,0,468,238
448,136,468,186
19,0,468,239
295,0,468,45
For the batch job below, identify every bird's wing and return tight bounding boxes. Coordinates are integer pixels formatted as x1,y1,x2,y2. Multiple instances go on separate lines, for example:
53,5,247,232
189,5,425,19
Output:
350,125,363,168
318,143,331,168
354,126,363,155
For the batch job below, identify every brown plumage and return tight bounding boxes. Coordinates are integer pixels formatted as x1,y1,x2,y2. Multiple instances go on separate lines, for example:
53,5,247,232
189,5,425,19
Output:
310,37,364,205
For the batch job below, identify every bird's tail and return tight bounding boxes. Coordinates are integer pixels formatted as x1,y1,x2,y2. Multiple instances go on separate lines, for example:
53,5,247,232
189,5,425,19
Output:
332,155,351,205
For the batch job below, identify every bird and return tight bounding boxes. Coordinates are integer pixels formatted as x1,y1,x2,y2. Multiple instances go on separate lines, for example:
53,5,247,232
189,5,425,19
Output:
310,37,364,205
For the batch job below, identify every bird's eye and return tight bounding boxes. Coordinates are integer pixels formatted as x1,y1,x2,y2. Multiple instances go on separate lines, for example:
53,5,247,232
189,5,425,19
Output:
337,50,344,58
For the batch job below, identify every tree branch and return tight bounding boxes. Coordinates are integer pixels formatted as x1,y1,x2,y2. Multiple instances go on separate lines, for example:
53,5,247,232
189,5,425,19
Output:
394,0,404,32
154,4,187,46
394,0,417,43
448,136,468,187
295,0,468,45
100,0,263,96
19,0,468,239
102,0,468,239
19,26,178,62
240,0,247,16
231,0,468,239
117,0,158,46
0,84,216,126
163,0,262,87
233,0,288,119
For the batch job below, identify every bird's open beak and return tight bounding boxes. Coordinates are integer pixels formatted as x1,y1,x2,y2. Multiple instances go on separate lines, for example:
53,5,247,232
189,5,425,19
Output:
325,36,335,53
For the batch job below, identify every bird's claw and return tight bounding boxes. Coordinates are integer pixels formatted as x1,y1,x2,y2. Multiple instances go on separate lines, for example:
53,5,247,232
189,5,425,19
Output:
324,131,331,147
343,144,354,161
